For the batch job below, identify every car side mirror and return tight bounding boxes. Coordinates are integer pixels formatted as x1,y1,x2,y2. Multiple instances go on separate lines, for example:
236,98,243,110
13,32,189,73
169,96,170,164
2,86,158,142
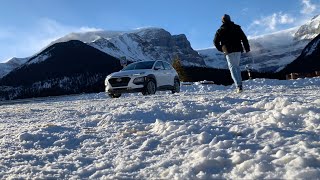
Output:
154,67,160,70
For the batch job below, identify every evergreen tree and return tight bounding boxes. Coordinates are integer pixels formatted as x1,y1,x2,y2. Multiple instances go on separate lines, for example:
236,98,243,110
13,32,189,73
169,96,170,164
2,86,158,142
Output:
172,55,189,82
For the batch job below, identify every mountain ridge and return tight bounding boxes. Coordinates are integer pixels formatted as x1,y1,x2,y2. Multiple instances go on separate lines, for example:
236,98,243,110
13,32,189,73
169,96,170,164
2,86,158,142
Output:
0,40,122,100
0,28,206,78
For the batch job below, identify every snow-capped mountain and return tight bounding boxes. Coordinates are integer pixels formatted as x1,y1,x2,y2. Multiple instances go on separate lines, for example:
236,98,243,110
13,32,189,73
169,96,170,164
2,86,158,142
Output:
294,15,320,40
52,28,206,67
0,40,122,100
0,57,29,78
199,15,320,72
282,33,320,74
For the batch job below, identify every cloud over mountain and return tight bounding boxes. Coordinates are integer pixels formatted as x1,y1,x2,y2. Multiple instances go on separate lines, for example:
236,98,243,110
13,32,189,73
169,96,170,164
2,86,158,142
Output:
301,0,317,15
248,0,320,35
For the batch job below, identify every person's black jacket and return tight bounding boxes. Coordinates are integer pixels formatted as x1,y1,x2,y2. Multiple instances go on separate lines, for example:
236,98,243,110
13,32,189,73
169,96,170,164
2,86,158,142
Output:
214,21,250,54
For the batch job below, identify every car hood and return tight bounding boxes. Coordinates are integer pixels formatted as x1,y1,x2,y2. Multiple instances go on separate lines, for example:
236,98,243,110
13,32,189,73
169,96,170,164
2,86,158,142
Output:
108,69,151,77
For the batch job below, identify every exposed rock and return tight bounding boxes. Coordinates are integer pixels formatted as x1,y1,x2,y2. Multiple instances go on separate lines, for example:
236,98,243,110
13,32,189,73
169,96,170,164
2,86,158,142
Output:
89,28,206,67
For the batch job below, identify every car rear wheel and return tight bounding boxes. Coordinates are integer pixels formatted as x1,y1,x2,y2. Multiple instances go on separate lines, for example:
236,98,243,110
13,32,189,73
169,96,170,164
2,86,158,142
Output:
172,80,180,94
108,93,121,98
142,80,156,95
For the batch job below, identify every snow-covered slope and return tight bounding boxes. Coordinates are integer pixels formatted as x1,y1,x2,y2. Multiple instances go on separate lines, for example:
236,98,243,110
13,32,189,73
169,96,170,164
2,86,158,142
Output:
52,30,124,43
199,15,320,72
294,14,320,40
0,57,29,78
1,77,320,179
52,28,205,67
282,33,320,73
304,33,320,56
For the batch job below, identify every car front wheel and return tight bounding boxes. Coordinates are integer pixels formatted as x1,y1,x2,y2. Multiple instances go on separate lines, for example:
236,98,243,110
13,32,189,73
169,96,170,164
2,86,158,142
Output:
142,80,156,95
108,93,121,98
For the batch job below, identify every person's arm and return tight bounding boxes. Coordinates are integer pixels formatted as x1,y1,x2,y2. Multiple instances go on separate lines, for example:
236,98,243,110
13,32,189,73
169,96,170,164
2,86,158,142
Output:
213,31,222,52
239,28,250,52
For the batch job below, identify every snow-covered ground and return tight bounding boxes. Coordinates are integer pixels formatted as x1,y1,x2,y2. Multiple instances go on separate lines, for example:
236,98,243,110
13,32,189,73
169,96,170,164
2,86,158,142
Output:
1,78,320,179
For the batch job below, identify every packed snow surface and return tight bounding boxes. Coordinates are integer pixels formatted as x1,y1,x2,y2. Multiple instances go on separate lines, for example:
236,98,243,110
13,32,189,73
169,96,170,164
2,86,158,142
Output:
1,78,320,179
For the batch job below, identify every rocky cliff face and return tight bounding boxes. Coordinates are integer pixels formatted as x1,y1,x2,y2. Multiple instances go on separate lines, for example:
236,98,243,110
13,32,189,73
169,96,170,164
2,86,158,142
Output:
138,29,204,66
56,28,206,67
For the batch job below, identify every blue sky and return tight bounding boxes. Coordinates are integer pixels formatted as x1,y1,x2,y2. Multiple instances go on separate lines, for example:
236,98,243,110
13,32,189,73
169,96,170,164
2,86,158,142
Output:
0,0,320,62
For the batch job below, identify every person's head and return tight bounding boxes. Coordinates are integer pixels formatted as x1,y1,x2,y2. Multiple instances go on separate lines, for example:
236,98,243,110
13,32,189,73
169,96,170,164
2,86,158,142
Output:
222,14,231,23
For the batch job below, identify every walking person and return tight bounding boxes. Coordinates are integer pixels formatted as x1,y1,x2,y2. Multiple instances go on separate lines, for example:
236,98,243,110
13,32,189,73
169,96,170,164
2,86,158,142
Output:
214,14,250,93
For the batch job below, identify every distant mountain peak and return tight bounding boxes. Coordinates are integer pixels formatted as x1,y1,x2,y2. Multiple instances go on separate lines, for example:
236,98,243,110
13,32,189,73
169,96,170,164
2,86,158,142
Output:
0,57,29,78
51,27,167,46
63,28,206,67
311,14,320,21
294,14,320,40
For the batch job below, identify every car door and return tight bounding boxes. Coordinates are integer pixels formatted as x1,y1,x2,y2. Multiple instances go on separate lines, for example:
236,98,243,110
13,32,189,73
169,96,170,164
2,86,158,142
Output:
153,61,166,87
163,61,175,86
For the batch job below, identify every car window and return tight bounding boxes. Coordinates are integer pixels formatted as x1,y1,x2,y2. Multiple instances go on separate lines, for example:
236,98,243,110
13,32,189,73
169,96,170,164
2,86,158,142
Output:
122,61,155,70
163,61,173,70
154,61,165,70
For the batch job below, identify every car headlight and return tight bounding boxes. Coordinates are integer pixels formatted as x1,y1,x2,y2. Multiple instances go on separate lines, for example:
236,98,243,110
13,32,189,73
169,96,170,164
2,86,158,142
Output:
133,77,146,84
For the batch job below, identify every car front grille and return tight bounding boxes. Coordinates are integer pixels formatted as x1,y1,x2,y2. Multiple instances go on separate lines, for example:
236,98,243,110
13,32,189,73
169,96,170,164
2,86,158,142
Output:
109,77,131,87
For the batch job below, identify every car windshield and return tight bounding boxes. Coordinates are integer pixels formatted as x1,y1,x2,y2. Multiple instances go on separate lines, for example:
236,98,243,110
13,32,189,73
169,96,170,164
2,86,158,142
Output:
122,61,155,71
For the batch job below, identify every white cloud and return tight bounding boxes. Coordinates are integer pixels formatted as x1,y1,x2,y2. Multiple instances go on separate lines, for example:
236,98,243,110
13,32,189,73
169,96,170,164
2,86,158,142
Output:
79,27,103,32
250,12,295,33
301,0,316,15
0,18,102,62
279,14,295,24
247,0,320,36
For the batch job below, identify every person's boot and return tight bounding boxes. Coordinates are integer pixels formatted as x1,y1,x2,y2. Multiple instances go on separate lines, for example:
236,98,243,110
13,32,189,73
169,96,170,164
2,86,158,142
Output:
236,85,243,93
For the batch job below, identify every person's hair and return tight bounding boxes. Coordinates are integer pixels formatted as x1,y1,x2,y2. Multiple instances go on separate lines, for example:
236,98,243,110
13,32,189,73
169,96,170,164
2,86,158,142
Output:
222,14,231,23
